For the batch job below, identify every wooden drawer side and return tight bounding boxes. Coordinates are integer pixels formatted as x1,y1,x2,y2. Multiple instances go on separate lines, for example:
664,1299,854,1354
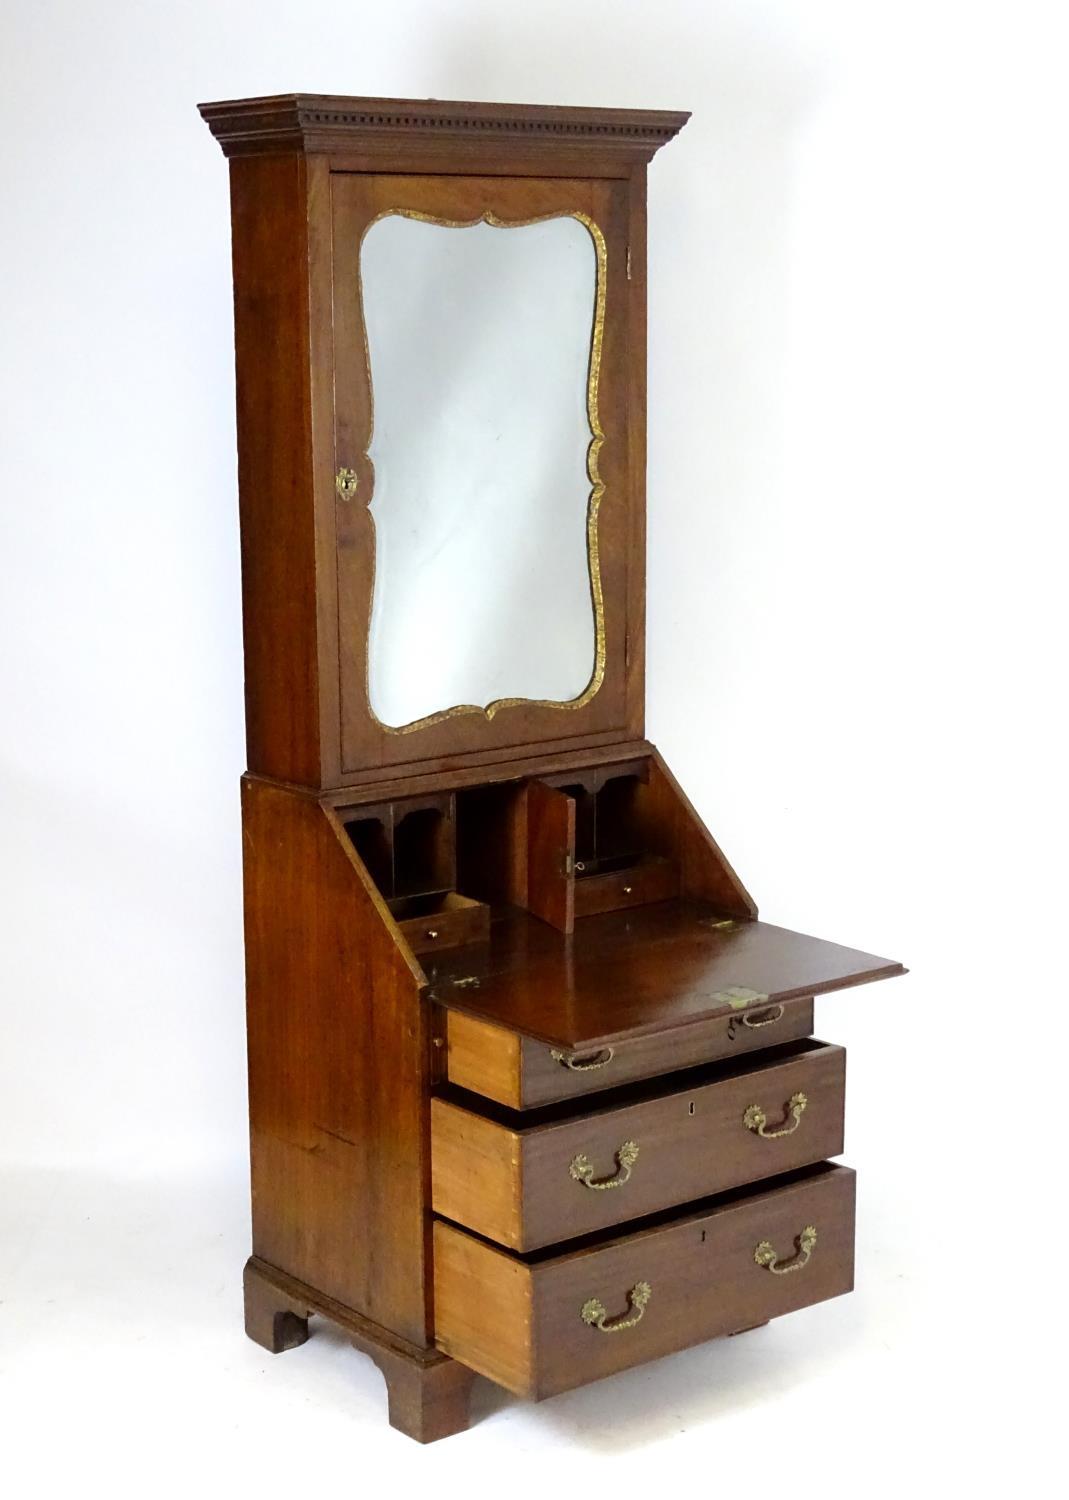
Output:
430,1096,523,1248
441,1012,522,1107
433,1221,535,1398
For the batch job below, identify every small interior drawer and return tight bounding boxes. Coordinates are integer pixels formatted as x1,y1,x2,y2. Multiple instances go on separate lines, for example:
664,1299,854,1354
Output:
432,1039,844,1252
441,996,815,1109
391,892,490,955
434,1163,855,1399
573,855,680,919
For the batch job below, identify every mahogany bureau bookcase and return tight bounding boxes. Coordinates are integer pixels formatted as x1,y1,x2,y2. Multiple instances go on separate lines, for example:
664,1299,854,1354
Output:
199,93,905,1442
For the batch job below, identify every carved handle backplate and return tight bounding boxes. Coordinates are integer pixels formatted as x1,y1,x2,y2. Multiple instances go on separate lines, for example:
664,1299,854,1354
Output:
580,1281,652,1333
569,1140,639,1190
754,1225,818,1275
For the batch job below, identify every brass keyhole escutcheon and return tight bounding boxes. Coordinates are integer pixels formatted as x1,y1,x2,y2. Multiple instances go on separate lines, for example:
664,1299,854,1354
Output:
335,467,359,500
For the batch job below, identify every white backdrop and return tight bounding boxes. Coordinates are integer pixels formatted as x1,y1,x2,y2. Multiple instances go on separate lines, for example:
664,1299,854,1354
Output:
1,1,1065,1494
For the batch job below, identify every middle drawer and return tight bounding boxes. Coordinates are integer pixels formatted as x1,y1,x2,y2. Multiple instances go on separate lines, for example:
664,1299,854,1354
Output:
432,1039,845,1252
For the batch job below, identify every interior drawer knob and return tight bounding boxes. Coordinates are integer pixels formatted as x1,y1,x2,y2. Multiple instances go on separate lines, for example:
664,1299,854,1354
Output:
549,1045,615,1072
580,1280,652,1333
743,1091,808,1139
569,1139,639,1190
754,1225,818,1275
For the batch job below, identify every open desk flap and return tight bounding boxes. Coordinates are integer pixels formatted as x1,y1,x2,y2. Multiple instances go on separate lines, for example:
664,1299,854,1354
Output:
426,901,905,1050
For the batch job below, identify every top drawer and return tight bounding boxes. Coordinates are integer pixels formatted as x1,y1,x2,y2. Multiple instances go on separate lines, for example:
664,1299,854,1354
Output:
439,995,815,1108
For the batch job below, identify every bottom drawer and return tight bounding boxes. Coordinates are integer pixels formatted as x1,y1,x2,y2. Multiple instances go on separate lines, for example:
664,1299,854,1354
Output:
434,1163,855,1399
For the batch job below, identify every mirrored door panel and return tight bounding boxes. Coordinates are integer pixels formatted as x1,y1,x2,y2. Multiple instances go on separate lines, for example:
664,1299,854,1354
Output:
331,174,637,773
362,211,602,730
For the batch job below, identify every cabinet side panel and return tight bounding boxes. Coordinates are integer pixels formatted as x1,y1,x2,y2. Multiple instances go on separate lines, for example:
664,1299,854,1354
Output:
229,155,321,784
241,777,430,1344
645,748,758,916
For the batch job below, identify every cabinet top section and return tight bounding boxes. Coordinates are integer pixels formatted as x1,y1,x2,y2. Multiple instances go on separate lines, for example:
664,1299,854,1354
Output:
203,94,689,788
198,93,690,163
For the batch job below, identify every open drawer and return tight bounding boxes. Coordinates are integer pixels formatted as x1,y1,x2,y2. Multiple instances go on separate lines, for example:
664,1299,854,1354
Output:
434,1163,855,1399
391,891,490,955
432,1040,845,1251
441,996,815,1108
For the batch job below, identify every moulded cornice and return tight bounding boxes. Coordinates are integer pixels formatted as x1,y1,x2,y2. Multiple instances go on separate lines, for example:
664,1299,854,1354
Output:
198,93,690,162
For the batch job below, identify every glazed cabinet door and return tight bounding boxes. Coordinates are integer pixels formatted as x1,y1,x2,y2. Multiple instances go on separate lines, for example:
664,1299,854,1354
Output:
329,171,639,776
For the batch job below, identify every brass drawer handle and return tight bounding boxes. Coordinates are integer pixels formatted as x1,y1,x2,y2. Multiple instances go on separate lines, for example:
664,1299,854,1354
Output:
754,1225,817,1275
580,1280,652,1333
550,1045,615,1072
743,1091,808,1139
569,1140,639,1190
741,1003,785,1029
